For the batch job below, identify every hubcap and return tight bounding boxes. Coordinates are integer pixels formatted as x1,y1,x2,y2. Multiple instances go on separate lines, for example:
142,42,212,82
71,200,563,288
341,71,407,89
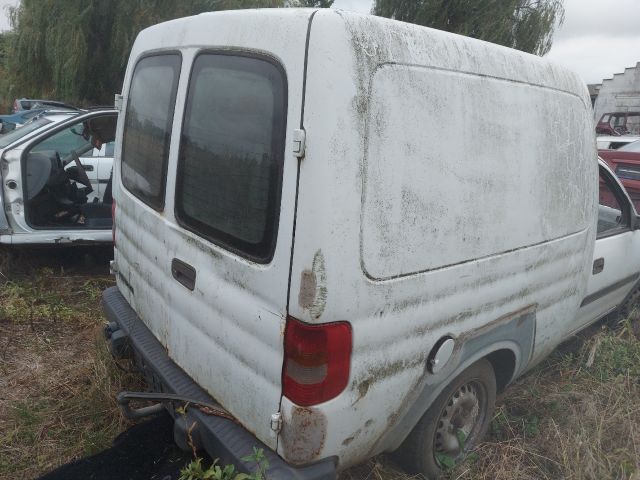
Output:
433,381,485,464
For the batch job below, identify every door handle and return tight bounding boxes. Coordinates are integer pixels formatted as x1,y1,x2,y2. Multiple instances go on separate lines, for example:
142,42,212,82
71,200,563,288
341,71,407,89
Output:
172,258,196,291
81,164,94,172
593,258,605,275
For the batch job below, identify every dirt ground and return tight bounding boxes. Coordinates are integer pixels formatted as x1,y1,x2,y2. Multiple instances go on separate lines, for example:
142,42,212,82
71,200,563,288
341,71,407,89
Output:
1,247,639,480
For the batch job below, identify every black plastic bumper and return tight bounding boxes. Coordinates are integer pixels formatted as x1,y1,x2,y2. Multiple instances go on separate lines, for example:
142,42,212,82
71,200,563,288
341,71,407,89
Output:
102,286,336,480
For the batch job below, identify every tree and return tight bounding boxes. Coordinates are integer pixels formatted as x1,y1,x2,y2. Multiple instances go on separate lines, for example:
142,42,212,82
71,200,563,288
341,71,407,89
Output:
296,0,334,6
2,0,285,106
373,0,564,56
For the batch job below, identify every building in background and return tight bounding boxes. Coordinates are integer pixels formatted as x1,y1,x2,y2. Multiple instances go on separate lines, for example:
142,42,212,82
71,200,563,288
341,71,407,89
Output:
588,84,601,107
594,62,640,122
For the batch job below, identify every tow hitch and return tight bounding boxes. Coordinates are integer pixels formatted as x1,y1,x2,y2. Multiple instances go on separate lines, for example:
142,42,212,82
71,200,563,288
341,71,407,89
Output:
117,391,238,453
117,391,236,421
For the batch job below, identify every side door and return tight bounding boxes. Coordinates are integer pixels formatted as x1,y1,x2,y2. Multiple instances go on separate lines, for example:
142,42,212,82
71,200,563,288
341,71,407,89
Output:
577,164,640,328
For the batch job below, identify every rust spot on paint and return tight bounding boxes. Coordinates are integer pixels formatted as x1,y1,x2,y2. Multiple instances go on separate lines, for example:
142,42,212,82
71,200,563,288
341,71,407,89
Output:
298,270,317,309
281,406,327,465
299,251,328,319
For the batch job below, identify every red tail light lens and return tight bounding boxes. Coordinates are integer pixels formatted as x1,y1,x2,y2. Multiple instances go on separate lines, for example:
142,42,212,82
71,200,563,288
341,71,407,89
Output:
111,201,116,246
283,316,352,407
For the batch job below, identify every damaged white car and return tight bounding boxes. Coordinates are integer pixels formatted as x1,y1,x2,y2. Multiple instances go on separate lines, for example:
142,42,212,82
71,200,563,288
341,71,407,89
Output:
0,109,117,245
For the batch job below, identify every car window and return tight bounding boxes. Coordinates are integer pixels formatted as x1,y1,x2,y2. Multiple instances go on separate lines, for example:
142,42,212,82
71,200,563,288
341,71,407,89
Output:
0,117,52,148
627,114,640,135
31,124,92,159
598,168,629,236
121,54,181,210
175,53,287,262
619,140,640,153
31,115,116,160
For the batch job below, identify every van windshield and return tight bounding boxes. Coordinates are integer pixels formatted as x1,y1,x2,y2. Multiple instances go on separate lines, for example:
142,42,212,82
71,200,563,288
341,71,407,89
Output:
0,117,52,149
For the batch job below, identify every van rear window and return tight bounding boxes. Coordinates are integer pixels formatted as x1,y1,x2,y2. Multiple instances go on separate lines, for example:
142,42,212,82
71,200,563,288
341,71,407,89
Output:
175,53,287,262
121,54,181,210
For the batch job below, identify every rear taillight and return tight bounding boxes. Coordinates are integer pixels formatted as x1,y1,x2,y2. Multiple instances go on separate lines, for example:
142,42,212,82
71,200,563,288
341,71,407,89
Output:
283,316,352,407
111,201,116,246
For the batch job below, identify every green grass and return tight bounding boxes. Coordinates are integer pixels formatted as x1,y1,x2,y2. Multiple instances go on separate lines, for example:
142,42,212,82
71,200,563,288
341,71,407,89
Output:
1,248,639,480
0,251,142,479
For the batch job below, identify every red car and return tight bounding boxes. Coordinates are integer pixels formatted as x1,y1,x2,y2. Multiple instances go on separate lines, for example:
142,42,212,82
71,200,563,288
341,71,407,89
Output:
599,139,640,210
596,112,640,136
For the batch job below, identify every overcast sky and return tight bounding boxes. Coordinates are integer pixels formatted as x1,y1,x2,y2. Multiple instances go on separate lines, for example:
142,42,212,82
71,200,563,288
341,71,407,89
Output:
1,0,638,84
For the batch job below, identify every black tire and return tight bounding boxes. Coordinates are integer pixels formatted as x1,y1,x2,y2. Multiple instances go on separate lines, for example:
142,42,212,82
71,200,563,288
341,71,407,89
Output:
396,359,496,479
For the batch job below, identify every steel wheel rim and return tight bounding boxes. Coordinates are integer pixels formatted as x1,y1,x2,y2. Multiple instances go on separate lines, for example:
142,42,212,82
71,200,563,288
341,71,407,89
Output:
433,380,488,466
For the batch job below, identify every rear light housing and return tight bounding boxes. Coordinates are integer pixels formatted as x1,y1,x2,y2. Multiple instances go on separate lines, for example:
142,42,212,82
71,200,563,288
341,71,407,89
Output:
283,316,352,407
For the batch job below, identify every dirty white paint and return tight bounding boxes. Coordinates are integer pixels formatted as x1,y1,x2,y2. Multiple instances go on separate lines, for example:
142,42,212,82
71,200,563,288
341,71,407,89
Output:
113,9,313,450
113,7,640,475
287,9,602,469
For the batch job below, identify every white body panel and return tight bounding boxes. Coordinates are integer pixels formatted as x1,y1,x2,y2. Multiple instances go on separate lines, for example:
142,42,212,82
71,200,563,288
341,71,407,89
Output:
597,135,640,150
113,9,640,473
113,9,314,449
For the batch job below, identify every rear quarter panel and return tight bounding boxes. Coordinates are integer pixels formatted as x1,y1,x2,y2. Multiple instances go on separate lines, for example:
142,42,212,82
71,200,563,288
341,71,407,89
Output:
284,10,597,469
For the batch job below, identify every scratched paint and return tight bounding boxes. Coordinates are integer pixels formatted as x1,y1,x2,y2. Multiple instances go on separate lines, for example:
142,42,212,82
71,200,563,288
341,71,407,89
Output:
106,6,630,477
283,8,601,471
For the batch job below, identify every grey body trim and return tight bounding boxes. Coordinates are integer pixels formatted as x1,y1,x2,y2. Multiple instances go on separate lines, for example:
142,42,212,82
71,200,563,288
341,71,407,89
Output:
374,306,537,454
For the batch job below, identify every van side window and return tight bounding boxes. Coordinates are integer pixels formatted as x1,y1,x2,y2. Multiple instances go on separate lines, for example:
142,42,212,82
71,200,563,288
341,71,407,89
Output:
598,168,630,236
121,54,181,210
175,53,287,262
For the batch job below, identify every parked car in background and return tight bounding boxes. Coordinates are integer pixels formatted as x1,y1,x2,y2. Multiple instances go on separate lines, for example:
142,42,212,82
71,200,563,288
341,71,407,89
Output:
596,112,640,136
597,135,640,150
12,98,78,113
0,107,80,133
600,140,640,210
0,108,117,244
103,9,640,480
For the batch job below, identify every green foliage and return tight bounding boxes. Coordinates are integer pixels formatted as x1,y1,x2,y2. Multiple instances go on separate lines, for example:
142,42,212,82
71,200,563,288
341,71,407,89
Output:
2,0,286,107
179,457,250,480
372,0,564,56
180,447,270,480
241,447,270,480
295,0,334,6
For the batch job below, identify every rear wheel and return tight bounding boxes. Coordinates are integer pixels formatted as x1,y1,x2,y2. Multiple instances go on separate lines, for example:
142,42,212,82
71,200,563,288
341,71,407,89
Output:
397,359,496,479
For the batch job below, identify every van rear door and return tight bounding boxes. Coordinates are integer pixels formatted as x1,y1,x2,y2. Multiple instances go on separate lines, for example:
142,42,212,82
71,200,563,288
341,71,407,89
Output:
113,10,311,448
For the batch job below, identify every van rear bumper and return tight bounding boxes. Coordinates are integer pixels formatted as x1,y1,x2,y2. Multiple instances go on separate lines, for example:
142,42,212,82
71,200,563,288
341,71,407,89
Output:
102,286,337,480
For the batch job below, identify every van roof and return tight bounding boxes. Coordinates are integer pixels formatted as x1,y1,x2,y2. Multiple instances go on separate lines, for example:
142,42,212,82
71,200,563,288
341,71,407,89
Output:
129,8,587,105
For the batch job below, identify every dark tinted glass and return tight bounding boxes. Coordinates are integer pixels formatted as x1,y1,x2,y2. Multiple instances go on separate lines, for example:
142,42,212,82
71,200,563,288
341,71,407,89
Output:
176,54,287,262
598,168,629,235
121,54,181,210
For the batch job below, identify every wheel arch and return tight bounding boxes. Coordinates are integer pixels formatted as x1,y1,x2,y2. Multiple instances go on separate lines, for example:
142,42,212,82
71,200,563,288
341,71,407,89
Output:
373,306,536,455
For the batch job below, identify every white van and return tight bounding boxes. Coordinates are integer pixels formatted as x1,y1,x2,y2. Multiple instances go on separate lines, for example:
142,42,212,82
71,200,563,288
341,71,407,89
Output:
0,109,117,245
103,9,640,479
